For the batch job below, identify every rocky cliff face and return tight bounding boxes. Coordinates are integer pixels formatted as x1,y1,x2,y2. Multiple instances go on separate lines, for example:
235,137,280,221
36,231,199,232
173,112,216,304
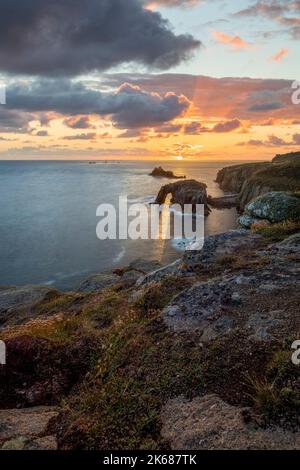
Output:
216,154,300,209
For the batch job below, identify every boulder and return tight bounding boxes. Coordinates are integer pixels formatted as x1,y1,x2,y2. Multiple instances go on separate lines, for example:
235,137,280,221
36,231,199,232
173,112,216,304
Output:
245,191,300,223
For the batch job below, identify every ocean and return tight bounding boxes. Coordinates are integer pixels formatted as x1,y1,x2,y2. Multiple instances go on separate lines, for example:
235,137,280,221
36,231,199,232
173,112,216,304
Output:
0,160,242,290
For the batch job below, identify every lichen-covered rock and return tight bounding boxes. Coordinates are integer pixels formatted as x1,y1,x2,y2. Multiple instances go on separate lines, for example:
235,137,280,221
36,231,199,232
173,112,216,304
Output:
163,232,300,339
184,229,262,269
0,406,58,450
161,394,300,450
245,191,300,223
238,215,271,229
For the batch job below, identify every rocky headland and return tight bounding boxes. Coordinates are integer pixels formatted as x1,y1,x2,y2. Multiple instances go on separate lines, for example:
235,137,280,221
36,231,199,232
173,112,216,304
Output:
0,151,300,450
216,152,300,210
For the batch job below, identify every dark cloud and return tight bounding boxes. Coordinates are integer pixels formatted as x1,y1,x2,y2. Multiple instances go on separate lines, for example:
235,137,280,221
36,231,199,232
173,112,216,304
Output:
238,133,300,147
248,102,284,112
0,0,200,77
184,121,208,134
145,0,200,6
212,119,241,132
36,130,48,137
6,79,190,129
0,108,34,133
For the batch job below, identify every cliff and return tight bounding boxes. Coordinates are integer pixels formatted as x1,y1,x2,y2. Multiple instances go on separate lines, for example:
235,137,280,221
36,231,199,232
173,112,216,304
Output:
216,153,300,209
1,226,300,450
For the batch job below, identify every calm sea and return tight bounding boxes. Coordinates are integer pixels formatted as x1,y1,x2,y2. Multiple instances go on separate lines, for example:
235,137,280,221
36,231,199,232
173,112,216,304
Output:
0,160,242,290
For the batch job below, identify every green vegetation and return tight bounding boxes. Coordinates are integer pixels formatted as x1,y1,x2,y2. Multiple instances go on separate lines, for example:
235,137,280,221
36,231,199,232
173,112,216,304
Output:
134,276,192,315
249,159,300,193
253,220,300,241
247,349,300,424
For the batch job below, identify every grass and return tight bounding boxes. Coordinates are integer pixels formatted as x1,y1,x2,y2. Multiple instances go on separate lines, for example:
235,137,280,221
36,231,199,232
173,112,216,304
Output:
252,220,300,241
250,159,300,192
246,349,300,423
58,303,205,450
214,253,270,270
134,275,192,315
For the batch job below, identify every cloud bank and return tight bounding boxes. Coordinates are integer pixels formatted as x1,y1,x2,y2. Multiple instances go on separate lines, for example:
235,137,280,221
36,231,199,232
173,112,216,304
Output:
0,0,200,77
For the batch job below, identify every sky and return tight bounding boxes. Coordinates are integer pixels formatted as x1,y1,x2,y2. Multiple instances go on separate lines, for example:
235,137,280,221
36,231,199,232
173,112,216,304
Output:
0,0,299,161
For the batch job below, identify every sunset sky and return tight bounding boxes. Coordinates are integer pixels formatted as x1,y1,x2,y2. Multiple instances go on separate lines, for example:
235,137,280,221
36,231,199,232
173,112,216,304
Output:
0,0,299,161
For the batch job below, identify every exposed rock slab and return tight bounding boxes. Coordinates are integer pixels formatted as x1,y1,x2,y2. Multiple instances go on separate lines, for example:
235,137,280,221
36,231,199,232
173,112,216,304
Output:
164,232,300,338
184,229,262,270
161,394,300,450
0,406,58,450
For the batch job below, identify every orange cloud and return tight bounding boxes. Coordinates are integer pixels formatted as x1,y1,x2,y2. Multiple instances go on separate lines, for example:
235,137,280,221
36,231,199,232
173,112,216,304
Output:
212,30,253,50
270,48,289,62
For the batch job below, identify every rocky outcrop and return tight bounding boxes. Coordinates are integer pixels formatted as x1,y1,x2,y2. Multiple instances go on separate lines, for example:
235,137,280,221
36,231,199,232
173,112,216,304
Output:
161,394,300,450
154,179,210,216
163,231,300,340
183,229,263,268
207,194,238,209
149,166,186,179
216,154,300,209
0,286,59,327
216,162,271,194
0,406,59,450
239,191,300,228
78,273,123,293
79,259,163,293
273,151,300,164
